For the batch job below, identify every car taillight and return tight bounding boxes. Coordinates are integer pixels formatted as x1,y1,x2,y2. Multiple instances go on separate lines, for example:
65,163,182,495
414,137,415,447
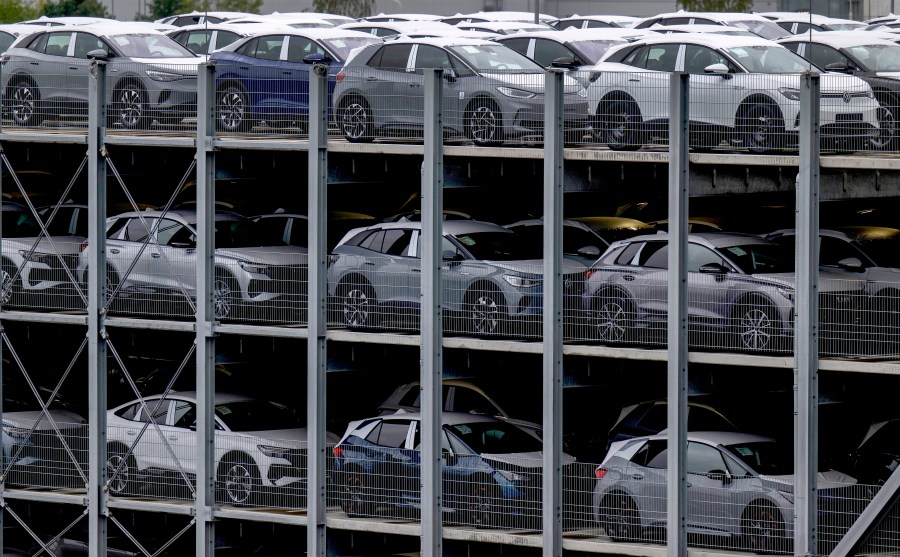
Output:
585,268,595,281
336,72,346,83
595,467,607,479
332,446,343,459
80,242,88,252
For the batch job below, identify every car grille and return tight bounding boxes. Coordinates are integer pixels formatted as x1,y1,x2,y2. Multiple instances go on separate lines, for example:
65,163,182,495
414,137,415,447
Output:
250,265,308,296
26,254,79,285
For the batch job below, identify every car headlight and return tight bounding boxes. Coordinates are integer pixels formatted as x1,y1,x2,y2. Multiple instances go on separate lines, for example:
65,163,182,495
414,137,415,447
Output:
19,250,54,265
503,274,540,288
497,86,537,99
239,261,270,277
496,469,526,482
577,87,587,98
777,286,794,301
4,425,30,440
145,69,188,82
258,445,293,459
779,87,800,101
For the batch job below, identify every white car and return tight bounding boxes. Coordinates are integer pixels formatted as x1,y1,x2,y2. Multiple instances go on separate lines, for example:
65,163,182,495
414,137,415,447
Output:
552,15,642,30
634,11,791,40
106,391,338,506
588,33,880,152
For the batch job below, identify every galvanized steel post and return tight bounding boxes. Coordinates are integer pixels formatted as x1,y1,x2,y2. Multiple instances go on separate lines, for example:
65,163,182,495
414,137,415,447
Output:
795,70,820,557
87,56,108,557
543,68,564,557
421,67,444,557
195,62,217,557
307,60,329,557
667,71,689,557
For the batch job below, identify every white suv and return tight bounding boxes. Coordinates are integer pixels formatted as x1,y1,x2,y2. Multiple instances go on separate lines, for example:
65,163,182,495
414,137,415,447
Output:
588,34,880,153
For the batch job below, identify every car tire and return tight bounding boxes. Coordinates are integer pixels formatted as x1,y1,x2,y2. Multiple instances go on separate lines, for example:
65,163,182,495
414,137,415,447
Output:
598,98,643,151
734,298,779,353
592,292,632,343
106,445,137,496
466,97,502,146
870,104,896,151
338,277,377,328
0,261,17,307
739,103,784,154
600,492,640,542
741,502,787,554
213,271,240,321
113,82,149,130
468,479,501,528
338,96,374,143
216,85,253,132
465,284,506,336
341,469,372,518
216,454,260,507
8,79,43,126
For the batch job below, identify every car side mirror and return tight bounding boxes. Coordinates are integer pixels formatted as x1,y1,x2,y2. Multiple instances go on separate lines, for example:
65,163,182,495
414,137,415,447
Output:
303,53,332,65
825,62,852,73
838,256,864,272
170,241,195,249
577,245,601,257
708,469,731,485
442,249,462,262
443,68,457,82
704,63,732,79
551,56,579,70
442,448,457,466
87,49,108,61
699,262,729,279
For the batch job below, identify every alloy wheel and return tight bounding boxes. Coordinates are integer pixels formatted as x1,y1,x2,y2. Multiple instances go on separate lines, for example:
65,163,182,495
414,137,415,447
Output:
214,278,233,319
470,105,497,143
342,288,370,326
11,84,36,125
342,101,370,141
739,307,773,350
471,294,500,334
594,298,628,342
118,87,144,128
224,462,252,505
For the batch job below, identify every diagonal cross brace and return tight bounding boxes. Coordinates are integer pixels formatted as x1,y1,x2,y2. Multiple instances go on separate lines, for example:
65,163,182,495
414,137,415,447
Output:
2,501,87,557
109,512,196,557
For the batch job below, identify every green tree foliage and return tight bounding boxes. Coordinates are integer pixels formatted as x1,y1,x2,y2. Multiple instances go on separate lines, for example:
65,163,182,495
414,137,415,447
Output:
42,0,109,17
216,0,261,13
677,0,753,11
312,0,373,19
0,0,38,22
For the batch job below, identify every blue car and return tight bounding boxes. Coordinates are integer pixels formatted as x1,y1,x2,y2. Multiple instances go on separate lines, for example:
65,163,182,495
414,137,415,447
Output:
333,412,576,527
210,27,381,132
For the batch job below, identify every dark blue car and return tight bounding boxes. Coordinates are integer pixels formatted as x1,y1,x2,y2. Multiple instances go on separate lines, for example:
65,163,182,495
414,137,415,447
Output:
332,412,576,527
209,27,381,132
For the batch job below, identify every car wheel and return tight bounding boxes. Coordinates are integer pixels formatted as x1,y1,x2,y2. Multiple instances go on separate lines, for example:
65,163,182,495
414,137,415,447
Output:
213,272,239,320
106,446,136,496
592,293,632,343
0,263,16,307
466,98,502,146
740,103,784,154
216,454,260,507
339,96,374,143
870,105,896,151
9,80,42,126
742,502,786,554
735,300,778,352
341,471,372,517
113,83,149,130
468,480,500,528
600,492,640,542
599,98,642,151
339,279,376,328
216,85,252,132
466,285,506,336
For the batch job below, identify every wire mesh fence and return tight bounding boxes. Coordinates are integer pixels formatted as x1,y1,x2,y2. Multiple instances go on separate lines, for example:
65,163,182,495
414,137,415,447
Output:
3,419,88,491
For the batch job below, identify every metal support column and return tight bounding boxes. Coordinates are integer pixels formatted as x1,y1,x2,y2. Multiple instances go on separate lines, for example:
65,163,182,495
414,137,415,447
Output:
667,72,690,557
421,67,444,557
195,62,216,557
795,70,820,557
87,56,108,557
307,61,329,557
542,68,564,557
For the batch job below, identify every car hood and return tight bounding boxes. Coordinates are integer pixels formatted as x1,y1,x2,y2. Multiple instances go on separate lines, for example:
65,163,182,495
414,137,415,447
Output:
481,451,577,468
127,57,203,70
760,470,857,491
216,246,308,265
3,237,84,254
875,71,900,79
820,72,871,94
485,259,586,275
4,410,86,430
478,71,583,94
233,427,339,445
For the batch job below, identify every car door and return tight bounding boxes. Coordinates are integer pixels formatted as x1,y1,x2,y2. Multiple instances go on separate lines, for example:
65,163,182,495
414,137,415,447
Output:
240,35,288,122
110,217,157,291
34,31,76,110
70,32,106,106
365,43,414,127
413,233,469,312
376,228,416,312
214,30,243,52
618,44,679,124
173,29,212,55
532,38,578,67
152,218,198,299
167,398,198,475
682,44,743,130
284,35,326,121
133,398,172,471
365,419,415,506
411,45,461,128
623,439,669,527
686,441,733,534
686,242,736,329
629,240,669,321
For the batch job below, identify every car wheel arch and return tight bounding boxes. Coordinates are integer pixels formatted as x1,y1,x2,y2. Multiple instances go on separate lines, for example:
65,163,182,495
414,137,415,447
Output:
736,94,783,125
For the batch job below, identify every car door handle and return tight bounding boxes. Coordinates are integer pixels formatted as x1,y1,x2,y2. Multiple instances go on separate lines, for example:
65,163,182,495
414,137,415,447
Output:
632,473,644,480
628,77,640,82
364,261,375,266
686,482,693,488
623,275,635,281
409,83,421,87
168,434,178,441
29,62,39,66
366,76,377,81
68,66,78,70
151,253,161,258
239,66,249,71
109,248,120,254
282,71,291,75
126,430,136,436
412,268,421,273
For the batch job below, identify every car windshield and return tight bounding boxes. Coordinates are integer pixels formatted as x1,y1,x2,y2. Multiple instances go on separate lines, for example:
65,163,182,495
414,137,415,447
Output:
110,33,195,58
214,219,269,248
448,44,543,71
447,421,541,454
726,45,812,72
321,36,380,61
725,441,793,475
716,242,794,274
452,231,540,260
570,39,623,62
215,400,302,431
830,23,864,30
845,44,900,72
729,19,791,39
1,209,41,238
853,236,900,267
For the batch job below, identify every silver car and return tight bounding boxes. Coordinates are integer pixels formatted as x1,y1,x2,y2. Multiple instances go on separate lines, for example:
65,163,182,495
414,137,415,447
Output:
332,37,591,145
582,232,867,353
76,210,307,321
1,24,200,129
327,220,586,336
593,432,858,552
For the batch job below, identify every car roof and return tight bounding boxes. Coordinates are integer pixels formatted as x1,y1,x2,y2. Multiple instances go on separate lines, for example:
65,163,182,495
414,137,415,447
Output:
452,11,555,22
365,13,444,21
773,13,859,24
766,228,855,241
621,231,772,249
379,411,503,425
341,21,457,31
134,391,253,404
111,209,246,224
500,28,639,41
358,219,510,235
778,32,899,48
651,11,774,22
459,21,550,30
376,36,499,48
642,430,775,445
626,31,781,49
39,22,171,37
168,21,281,34
653,23,757,34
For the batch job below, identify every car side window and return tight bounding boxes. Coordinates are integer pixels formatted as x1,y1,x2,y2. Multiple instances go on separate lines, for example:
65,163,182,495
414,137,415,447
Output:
645,44,680,72
501,37,530,56
683,44,733,74
115,402,141,421
820,236,866,267
777,21,793,32
642,440,669,468
358,230,385,251
564,227,606,255
73,32,107,58
288,218,309,247
451,387,499,416
415,236,459,258
374,44,413,70
215,31,241,50
247,35,284,61
686,442,727,475
781,42,801,53
795,22,814,34
621,45,649,68
287,36,324,63
236,37,259,56
414,45,453,72
179,30,211,55
125,218,155,243
687,243,727,272
171,400,196,429
587,20,612,28
533,39,575,66
138,399,170,424
43,32,72,57
639,241,668,268
372,420,412,448
381,229,413,256
806,43,851,69
614,242,642,265
156,219,186,246
26,33,49,53
691,17,716,24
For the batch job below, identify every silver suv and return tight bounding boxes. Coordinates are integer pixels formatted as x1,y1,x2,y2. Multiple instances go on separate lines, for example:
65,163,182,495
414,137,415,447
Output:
77,210,307,321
